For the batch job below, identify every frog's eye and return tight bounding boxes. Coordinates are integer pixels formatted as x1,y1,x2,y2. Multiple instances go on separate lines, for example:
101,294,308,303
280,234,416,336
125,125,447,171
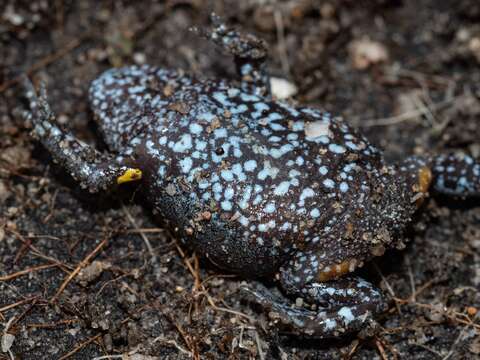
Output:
117,168,143,184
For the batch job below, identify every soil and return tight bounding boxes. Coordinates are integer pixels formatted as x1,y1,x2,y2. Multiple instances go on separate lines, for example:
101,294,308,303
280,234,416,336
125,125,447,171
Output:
1,1,479,359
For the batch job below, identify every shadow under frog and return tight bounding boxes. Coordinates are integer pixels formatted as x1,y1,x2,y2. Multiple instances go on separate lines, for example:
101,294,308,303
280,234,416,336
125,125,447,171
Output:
23,15,480,338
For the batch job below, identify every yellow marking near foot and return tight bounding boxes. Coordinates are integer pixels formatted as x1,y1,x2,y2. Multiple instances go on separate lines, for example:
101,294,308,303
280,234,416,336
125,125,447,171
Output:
117,168,142,184
414,167,432,206
418,167,432,193
317,259,360,282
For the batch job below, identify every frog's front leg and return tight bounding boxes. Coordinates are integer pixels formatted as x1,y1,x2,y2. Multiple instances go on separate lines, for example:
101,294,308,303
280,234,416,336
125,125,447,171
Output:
243,252,386,337
196,14,271,98
23,78,142,193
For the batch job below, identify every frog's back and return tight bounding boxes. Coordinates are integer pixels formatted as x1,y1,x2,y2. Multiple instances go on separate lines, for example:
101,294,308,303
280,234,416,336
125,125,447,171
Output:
89,65,192,152
90,65,387,275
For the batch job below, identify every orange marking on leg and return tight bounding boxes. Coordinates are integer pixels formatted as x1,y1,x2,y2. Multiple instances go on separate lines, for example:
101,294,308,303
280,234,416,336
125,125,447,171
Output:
413,167,432,206
317,259,359,282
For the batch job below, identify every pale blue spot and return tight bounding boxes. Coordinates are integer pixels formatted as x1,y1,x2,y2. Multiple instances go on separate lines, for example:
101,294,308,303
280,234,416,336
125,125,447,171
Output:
318,136,330,144
198,112,215,122
289,169,301,177
221,201,232,211
291,121,304,131
287,133,298,141
274,181,291,196
310,208,320,218
340,182,349,192
231,104,248,114
254,102,269,112
329,144,346,154
269,136,282,142
214,128,227,138
269,123,286,131
323,179,335,188
179,157,193,174
173,134,192,153
264,203,276,213
241,93,260,102
225,187,234,200
300,188,315,201
213,182,222,194
189,123,203,135
232,163,246,181
302,108,321,118
221,170,234,182
244,160,257,172
239,185,252,209
213,92,233,106
345,141,358,150
258,223,268,232
195,140,207,151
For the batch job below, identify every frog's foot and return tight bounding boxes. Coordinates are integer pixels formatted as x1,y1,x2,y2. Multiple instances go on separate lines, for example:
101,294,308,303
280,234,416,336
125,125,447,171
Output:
242,276,386,337
430,153,480,197
401,154,480,199
22,78,142,193
194,13,270,97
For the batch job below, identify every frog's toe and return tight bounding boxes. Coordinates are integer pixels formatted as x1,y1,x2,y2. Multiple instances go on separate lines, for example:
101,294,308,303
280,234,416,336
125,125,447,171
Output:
241,283,321,335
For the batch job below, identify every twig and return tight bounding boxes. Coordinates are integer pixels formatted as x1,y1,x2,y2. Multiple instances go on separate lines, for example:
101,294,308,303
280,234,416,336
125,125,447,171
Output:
359,96,456,127
58,333,102,360
50,237,108,302
442,313,479,360
0,297,38,313
122,205,156,258
405,256,416,302
42,188,59,223
125,228,165,234
153,337,192,356
0,33,90,93
346,339,361,359
254,328,265,360
392,299,480,331
27,319,78,329
7,229,73,271
176,244,254,322
274,10,290,76
166,313,199,360
375,337,389,360
0,263,59,282
373,263,402,315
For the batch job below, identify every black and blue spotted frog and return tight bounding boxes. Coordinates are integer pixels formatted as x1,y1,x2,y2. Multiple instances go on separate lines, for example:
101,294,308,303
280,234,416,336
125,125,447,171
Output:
23,16,480,337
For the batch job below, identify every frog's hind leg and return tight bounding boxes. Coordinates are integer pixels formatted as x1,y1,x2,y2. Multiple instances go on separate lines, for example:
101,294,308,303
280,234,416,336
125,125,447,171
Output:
401,153,480,198
196,14,271,97
23,78,142,193
242,250,386,337
243,275,386,337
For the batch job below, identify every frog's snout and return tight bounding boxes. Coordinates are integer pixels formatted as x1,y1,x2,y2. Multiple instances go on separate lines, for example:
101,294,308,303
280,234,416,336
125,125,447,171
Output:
117,168,143,184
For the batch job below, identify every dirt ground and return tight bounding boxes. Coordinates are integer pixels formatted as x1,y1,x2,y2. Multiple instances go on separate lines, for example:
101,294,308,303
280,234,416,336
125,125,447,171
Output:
1,0,480,359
